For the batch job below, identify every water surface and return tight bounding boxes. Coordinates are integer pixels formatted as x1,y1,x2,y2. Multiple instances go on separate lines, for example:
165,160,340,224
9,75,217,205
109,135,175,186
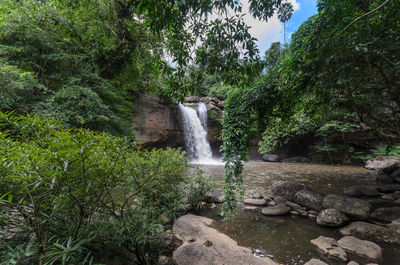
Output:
196,161,400,265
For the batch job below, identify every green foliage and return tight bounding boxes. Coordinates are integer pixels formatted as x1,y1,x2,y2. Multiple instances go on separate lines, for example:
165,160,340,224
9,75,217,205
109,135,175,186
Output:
208,85,235,101
187,170,215,212
358,145,400,162
0,112,189,264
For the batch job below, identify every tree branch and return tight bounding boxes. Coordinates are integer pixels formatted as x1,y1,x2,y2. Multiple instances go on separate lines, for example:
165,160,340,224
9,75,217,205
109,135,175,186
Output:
341,0,391,34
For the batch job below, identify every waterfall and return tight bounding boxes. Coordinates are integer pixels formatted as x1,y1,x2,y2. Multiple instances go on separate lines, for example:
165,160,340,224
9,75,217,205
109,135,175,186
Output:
179,103,218,164
198,102,208,131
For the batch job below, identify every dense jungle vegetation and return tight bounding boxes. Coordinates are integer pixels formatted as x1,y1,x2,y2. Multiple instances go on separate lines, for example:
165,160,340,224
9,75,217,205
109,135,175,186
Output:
1,0,399,263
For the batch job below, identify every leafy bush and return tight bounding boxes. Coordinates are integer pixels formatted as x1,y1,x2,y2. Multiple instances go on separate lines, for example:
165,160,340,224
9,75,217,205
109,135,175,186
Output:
0,113,189,264
187,170,215,212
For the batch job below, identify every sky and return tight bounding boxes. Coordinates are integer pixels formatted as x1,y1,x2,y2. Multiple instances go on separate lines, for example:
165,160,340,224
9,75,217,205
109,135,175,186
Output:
241,0,318,56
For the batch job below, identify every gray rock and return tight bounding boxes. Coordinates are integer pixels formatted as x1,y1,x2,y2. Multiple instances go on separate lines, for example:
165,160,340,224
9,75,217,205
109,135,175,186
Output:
378,184,400,193
172,214,277,265
206,189,223,203
339,221,400,244
268,201,277,206
270,181,308,201
322,194,371,220
344,186,381,197
299,210,308,217
392,217,400,225
273,196,287,205
184,96,201,102
251,192,264,200
243,206,259,211
308,214,317,219
290,211,300,216
243,198,267,206
370,206,400,222
317,209,349,227
308,210,319,215
261,205,291,216
382,193,400,200
262,154,280,162
347,261,359,265
368,198,400,209
365,156,400,173
294,189,326,211
304,259,329,265
337,236,383,262
310,236,347,261
286,201,303,212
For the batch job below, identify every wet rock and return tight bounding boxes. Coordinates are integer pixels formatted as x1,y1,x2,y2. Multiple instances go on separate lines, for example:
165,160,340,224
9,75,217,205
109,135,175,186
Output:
262,154,280,162
270,181,308,201
308,210,319,215
273,196,287,205
382,193,400,200
172,214,277,265
365,156,400,174
268,201,277,206
337,236,383,262
343,186,381,197
308,214,317,219
294,189,326,211
310,236,347,261
299,210,308,217
244,206,259,211
244,198,267,206
322,194,371,220
205,189,223,203
377,184,400,193
290,211,300,216
368,198,400,209
261,205,291,216
317,209,349,227
339,221,400,244
286,201,303,212
388,218,400,233
304,259,329,265
370,206,400,222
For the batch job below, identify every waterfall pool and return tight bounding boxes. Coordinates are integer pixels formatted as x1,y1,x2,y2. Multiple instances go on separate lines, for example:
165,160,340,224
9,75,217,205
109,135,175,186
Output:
193,161,400,265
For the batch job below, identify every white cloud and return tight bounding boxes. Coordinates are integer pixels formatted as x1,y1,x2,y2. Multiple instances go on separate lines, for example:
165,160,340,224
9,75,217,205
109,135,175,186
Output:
241,0,300,56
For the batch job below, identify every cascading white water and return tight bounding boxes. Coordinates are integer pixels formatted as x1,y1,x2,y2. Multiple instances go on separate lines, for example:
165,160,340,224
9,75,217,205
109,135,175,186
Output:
178,103,217,164
198,102,208,131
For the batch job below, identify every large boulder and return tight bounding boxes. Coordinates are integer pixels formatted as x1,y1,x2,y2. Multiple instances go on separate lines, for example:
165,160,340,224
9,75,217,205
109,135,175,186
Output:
365,156,400,174
339,221,400,245
261,205,291,216
310,236,347,262
262,154,280,162
337,236,383,262
270,181,308,201
370,206,400,222
322,194,372,220
317,209,349,227
294,189,326,211
368,198,400,209
343,186,381,197
172,214,277,265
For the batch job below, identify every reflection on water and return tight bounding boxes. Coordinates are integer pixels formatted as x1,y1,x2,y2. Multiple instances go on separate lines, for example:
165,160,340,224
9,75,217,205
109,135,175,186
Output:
196,161,400,265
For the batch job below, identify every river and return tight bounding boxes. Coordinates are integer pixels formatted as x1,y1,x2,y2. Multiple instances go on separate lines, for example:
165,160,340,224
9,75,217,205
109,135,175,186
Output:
195,161,400,265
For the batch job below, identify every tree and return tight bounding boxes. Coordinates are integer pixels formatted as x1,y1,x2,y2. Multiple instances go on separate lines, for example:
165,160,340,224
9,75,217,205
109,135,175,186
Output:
278,2,294,45
264,42,282,70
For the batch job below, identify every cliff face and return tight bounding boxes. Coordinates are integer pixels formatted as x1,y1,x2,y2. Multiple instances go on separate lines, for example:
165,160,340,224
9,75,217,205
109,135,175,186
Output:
131,95,224,153
131,94,184,149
